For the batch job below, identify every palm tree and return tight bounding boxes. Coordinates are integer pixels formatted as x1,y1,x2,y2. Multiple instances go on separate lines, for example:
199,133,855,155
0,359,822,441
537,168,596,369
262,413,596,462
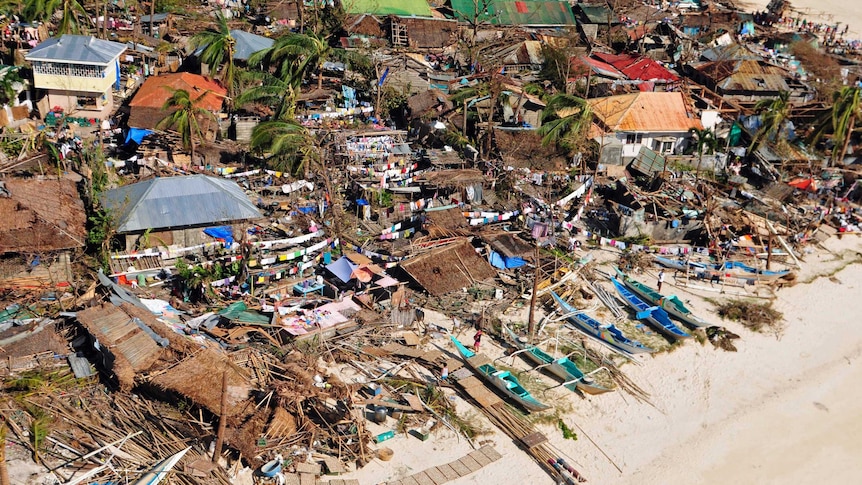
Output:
749,91,791,153
248,32,332,90
539,93,593,152
248,119,316,175
235,71,299,121
23,0,89,34
809,86,862,165
689,127,717,181
189,12,238,103
156,88,217,166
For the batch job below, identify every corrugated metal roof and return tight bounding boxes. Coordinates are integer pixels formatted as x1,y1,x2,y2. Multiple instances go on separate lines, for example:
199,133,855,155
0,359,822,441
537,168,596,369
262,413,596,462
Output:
130,73,226,111
101,175,262,233
230,30,274,60
697,59,790,92
25,35,127,65
347,0,432,16
76,304,163,372
577,4,616,24
589,92,702,133
591,52,679,82
572,55,624,79
451,0,576,26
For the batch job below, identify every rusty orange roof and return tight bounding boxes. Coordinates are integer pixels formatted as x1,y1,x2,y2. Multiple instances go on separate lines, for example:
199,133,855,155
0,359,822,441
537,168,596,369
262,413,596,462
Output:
588,92,702,133
130,72,226,111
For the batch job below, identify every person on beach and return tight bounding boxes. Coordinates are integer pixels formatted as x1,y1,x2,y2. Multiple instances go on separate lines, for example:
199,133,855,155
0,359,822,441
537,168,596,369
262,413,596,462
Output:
473,329,483,352
657,270,665,292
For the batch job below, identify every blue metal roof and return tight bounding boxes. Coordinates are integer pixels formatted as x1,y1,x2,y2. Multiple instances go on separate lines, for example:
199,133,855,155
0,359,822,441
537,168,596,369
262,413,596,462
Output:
230,30,274,61
25,35,127,66
101,175,262,233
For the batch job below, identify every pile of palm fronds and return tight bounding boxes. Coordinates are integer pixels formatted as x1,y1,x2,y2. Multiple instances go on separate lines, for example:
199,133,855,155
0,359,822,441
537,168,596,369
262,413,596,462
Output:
706,326,741,351
618,251,653,272
716,300,784,333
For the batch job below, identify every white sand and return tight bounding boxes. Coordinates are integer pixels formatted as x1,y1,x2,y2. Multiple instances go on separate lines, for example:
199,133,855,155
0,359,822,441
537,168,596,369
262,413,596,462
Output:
335,237,862,485
739,0,862,36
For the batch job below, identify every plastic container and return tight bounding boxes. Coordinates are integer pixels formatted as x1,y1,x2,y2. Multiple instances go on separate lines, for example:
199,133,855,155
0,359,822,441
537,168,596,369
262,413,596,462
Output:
375,431,395,443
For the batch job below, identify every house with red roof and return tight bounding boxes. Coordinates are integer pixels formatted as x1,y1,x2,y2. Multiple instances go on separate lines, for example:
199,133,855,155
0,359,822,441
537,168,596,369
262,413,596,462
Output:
128,72,227,130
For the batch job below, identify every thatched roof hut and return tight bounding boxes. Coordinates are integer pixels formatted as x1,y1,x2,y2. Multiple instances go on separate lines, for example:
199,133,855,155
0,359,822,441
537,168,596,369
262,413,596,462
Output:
151,348,252,417
400,239,496,295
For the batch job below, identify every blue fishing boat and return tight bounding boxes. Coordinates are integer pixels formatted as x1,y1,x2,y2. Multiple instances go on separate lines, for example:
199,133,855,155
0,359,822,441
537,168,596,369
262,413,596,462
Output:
614,268,709,328
551,292,653,355
449,335,550,412
717,261,791,281
503,326,613,395
610,278,691,340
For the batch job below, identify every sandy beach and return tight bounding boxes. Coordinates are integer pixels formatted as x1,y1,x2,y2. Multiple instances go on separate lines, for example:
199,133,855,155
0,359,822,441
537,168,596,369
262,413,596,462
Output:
336,236,862,485
740,0,862,37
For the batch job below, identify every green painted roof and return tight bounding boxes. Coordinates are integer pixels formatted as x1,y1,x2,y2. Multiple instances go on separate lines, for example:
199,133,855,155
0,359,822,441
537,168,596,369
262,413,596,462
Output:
346,0,432,16
576,4,616,24
450,0,575,26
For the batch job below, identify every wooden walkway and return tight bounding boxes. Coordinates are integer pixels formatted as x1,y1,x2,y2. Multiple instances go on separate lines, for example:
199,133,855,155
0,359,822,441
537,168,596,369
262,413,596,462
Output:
382,445,502,485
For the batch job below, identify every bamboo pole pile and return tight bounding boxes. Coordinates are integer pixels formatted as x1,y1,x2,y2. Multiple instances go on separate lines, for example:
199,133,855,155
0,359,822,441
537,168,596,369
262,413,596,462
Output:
21,391,234,485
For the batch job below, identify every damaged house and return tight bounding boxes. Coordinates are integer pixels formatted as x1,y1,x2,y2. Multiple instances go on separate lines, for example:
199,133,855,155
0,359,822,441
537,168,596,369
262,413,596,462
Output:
589,91,702,165
100,174,262,251
0,178,87,288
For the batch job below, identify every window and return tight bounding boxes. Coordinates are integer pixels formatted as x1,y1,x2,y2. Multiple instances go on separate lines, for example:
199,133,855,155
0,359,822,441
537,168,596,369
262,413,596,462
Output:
625,134,643,144
33,61,105,79
662,141,673,153
76,96,99,109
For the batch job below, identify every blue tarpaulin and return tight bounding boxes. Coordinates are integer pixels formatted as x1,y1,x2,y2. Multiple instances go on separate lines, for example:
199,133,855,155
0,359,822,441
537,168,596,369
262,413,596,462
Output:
204,226,234,246
125,128,154,144
489,251,527,269
326,256,358,283
356,199,369,206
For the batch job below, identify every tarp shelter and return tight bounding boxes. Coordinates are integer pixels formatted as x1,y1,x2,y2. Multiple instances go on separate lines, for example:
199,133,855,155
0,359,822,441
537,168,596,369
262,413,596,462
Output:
326,256,359,283
489,251,527,269
125,128,154,144
203,226,234,246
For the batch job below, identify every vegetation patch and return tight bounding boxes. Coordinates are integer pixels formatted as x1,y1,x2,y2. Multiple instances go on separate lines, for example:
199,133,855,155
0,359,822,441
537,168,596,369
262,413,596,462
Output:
716,300,784,333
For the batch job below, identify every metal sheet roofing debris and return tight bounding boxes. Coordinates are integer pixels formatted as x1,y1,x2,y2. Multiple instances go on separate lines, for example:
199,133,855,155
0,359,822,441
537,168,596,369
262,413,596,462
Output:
101,175,262,233
25,35,127,65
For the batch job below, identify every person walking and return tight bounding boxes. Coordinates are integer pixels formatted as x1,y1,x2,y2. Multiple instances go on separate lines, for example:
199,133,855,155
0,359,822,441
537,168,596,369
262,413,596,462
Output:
657,270,665,292
473,329,483,352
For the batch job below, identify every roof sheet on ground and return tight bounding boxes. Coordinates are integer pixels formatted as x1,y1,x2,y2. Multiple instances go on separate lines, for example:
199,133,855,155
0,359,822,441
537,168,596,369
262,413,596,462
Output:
450,0,576,26
346,0,432,16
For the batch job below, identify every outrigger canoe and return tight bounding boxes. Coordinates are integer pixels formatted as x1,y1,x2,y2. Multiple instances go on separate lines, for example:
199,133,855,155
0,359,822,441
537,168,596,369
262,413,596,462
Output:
610,278,691,340
614,268,708,328
449,335,550,412
132,447,190,485
503,326,612,395
551,292,653,355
